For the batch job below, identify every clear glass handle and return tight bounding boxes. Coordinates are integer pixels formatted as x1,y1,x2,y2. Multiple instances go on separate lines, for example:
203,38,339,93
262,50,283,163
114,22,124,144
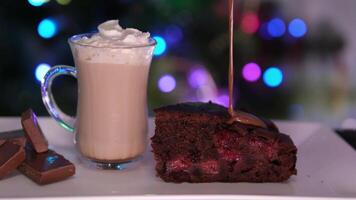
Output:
41,65,77,132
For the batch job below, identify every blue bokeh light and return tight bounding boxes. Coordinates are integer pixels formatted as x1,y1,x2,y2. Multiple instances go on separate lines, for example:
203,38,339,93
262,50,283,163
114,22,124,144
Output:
37,18,57,39
288,18,307,38
259,22,272,40
263,67,283,87
267,18,286,38
28,0,47,7
164,25,183,45
158,74,176,93
35,63,51,82
153,36,167,56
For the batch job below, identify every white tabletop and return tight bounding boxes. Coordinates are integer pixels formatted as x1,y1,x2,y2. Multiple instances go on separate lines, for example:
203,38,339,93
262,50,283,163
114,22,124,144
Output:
0,117,356,200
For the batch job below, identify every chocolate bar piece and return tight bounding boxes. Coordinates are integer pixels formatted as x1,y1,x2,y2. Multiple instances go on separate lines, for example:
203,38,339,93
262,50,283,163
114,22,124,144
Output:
0,129,26,147
0,138,27,147
21,109,48,153
18,148,75,185
0,142,25,179
11,137,27,147
0,129,25,140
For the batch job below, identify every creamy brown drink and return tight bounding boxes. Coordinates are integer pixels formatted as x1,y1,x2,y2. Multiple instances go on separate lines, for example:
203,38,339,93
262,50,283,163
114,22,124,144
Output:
71,20,155,162
41,20,156,168
75,61,150,162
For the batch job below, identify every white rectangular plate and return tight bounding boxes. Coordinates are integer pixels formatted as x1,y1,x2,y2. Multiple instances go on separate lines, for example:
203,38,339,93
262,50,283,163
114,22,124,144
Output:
0,117,355,200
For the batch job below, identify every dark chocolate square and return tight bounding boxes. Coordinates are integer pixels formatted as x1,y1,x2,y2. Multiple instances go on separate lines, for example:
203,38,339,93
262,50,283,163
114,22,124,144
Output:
18,148,75,185
21,109,48,153
0,142,25,179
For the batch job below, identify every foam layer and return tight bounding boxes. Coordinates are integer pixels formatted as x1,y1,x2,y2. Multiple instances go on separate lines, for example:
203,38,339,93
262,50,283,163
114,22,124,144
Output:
77,20,150,47
70,20,154,64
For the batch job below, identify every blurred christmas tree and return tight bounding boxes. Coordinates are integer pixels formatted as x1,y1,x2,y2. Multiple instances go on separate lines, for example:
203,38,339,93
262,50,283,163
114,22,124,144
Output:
0,0,344,119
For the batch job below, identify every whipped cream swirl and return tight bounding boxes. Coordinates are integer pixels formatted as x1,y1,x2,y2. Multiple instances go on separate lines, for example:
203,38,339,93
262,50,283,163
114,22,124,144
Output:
70,20,155,64
75,20,151,47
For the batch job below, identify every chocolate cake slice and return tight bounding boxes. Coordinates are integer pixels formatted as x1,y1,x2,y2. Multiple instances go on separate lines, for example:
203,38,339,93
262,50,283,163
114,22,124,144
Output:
151,102,297,183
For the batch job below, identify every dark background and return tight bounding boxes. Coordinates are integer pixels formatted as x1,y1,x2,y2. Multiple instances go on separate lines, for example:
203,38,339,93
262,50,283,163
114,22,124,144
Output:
0,0,355,128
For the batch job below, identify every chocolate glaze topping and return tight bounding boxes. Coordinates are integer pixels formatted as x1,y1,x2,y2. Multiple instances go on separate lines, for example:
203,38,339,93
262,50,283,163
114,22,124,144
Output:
227,0,266,128
227,111,267,128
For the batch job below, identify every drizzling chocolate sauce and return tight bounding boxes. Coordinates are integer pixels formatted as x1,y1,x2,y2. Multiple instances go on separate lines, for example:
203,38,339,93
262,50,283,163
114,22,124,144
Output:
228,0,235,117
227,0,266,128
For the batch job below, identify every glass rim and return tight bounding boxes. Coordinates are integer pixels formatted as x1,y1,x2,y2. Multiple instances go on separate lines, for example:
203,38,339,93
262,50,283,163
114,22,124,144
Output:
68,32,157,49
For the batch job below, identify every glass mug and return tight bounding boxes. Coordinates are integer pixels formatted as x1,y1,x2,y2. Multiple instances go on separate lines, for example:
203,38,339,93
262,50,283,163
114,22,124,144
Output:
41,33,156,169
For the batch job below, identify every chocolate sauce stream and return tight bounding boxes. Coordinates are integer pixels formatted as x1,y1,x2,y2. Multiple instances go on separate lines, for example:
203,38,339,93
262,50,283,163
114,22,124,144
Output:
228,0,235,117
227,0,266,128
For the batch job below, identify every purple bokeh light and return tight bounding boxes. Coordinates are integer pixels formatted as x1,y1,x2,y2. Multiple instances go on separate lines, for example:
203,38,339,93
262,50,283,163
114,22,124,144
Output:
215,93,229,107
158,74,176,93
242,62,261,82
188,67,209,88
164,25,183,45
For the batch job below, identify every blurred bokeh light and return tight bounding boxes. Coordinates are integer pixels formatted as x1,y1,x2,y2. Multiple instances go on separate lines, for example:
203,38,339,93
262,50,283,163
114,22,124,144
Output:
288,18,307,38
56,0,71,5
37,18,57,39
153,36,167,56
267,18,286,38
35,63,51,83
188,68,209,89
28,0,48,7
241,12,260,34
158,74,176,93
263,67,283,88
242,62,261,82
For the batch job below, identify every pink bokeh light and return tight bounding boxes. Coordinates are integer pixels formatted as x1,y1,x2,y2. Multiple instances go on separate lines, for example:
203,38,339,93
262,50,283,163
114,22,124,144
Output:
241,12,260,34
242,62,261,82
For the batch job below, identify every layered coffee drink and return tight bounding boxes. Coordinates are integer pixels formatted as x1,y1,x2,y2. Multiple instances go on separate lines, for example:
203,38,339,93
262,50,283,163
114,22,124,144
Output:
69,20,155,163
